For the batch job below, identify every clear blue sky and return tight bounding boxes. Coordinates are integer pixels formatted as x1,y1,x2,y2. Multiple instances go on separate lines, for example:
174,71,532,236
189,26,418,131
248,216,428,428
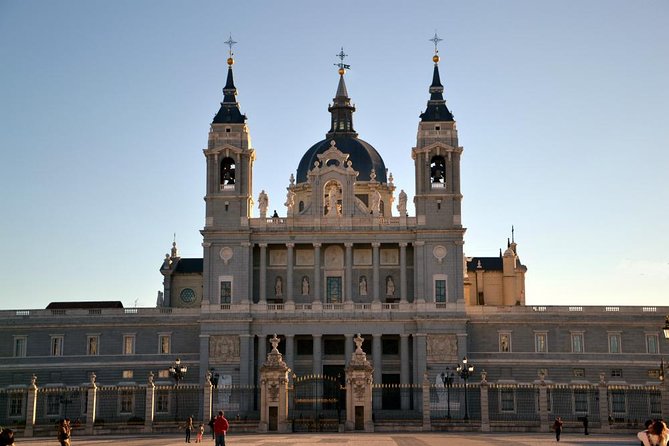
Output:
1,1,667,309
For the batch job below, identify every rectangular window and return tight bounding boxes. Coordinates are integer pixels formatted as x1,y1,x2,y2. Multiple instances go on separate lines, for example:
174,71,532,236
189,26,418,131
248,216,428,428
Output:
611,369,623,378
156,390,169,413
50,335,64,356
323,338,345,355
9,394,24,417
500,389,515,412
646,334,659,354
87,335,99,356
158,370,170,379
573,368,585,378
326,277,342,303
159,334,171,354
499,333,511,352
123,335,135,355
535,333,547,353
119,390,134,414
382,338,400,355
435,279,446,302
122,370,134,379
571,333,584,353
650,391,662,416
573,389,588,413
46,394,61,416
610,389,626,414
220,280,232,304
13,336,27,357
608,333,621,353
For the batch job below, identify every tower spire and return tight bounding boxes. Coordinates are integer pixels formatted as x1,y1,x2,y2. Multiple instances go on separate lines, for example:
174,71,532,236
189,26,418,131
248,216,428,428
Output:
327,47,356,136
420,32,454,122
213,34,246,124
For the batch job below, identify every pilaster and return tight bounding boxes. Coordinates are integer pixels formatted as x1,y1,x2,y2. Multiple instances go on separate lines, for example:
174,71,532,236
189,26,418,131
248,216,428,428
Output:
24,375,37,437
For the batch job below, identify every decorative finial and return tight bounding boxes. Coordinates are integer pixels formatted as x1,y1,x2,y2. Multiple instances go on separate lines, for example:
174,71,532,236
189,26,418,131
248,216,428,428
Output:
511,225,515,243
429,32,443,64
334,47,351,75
225,34,237,66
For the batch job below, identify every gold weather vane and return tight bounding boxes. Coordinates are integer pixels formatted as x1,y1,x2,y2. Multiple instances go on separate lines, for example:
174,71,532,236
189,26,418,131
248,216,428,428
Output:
429,32,443,63
334,47,351,74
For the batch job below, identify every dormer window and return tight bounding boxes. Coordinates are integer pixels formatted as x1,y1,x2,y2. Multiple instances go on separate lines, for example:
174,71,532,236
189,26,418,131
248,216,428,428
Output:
220,157,236,190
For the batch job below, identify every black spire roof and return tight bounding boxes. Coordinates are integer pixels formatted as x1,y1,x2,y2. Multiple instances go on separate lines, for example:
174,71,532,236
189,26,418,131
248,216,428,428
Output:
327,74,356,136
212,63,246,124
420,62,454,122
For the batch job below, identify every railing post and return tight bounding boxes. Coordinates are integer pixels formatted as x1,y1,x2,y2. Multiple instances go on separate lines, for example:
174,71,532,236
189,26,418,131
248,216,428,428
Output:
422,372,431,431
84,373,98,435
203,372,213,427
24,374,38,437
144,372,155,433
479,372,490,432
538,373,549,432
598,373,610,433
663,377,669,421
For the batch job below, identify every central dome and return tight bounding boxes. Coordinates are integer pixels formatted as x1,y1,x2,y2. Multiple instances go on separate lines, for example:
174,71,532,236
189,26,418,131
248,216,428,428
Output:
296,135,387,184
295,72,387,184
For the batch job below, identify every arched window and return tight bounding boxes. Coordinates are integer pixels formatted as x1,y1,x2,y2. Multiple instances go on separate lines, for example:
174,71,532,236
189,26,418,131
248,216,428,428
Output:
220,157,236,186
298,201,304,212
430,155,446,184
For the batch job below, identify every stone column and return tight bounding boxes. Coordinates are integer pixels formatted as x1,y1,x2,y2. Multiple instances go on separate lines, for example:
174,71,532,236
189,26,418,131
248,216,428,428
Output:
284,334,294,371
345,334,374,432
399,243,408,304
538,375,549,432
479,373,490,432
144,372,156,433
84,372,98,435
259,335,291,433
199,335,210,385
259,244,268,304
414,241,425,303
400,334,410,410
345,243,353,303
239,334,252,387
257,335,267,385
344,334,354,366
372,334,382,411
372,242,380,303
24,374,38,437
421,372,431,431
286,243,294,303
312,334,322,375
242,241,252,304
598,373,611,433
313,243,321,305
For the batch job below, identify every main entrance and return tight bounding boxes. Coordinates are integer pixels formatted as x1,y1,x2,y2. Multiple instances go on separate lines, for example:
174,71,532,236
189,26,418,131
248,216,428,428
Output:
290,373,345,432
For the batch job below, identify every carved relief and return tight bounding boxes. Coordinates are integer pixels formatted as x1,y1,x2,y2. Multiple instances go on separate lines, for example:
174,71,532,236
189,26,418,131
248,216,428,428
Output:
324,245,344,268
380,248,399,265
269,249,287,266
426,334,458,362
209,335,240,362
296,249,314,266
353,249,372,266
219,247,233,264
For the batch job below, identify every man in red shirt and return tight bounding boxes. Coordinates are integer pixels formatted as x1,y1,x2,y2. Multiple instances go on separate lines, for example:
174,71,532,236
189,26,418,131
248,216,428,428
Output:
213,410,229,446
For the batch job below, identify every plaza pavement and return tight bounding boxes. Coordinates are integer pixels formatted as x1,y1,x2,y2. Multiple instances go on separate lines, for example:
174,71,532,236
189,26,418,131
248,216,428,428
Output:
12,432,643,446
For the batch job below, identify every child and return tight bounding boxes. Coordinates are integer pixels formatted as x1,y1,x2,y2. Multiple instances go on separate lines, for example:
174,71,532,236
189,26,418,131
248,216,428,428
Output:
196,423,204,443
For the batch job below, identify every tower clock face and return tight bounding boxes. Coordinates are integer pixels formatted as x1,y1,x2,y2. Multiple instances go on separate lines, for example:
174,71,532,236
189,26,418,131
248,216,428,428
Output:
180,288,196,303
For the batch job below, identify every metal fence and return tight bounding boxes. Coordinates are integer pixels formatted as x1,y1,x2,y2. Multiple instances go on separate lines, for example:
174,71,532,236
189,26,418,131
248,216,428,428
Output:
0,387,28,429
372,384,422,421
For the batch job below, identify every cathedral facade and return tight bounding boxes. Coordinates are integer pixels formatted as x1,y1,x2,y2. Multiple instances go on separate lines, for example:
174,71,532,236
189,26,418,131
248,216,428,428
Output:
1,44,666,428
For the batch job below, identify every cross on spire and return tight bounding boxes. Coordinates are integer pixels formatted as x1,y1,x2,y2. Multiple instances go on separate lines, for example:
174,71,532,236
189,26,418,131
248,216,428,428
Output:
334,47,351,72
429,32,443,55
224,34,237,57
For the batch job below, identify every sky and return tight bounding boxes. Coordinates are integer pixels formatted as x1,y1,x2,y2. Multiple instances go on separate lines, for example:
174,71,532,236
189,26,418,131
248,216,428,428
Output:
1,1,667,310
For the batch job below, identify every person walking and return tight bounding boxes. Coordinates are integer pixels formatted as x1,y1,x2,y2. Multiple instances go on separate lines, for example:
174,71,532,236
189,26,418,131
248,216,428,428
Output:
214,410,229,446
184,415,193,443
552,416,563,442
57,418,71,446
583,415,589,435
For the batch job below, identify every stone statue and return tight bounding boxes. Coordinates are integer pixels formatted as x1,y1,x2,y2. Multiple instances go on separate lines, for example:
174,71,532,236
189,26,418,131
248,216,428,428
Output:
301,276,309,295
370,190,381,215
284,189,295,211
156,290,164,307
386,276,395,296
359,276,368,296
275,276,283,297
326,184,339,216
397,189,407,216
258,190,269,218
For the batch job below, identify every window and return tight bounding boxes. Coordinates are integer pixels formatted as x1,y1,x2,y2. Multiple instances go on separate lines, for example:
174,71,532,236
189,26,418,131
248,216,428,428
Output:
650,391,662,416
323,338,345,355
50,335,64,356
9,394,24,417
159,334,171,354
87,335,99,356
571,333,584,353
573,368,585,378
608,333,621,353
220,157,236,186
610,389,626,414
535,333,547,353
326,277,342,303
500,389,515,412
156,390,169,413
179,288,196,304
123,335,135,355
646,334,659,354
13,336,27,357
158,370,170,379
430,155,446,184
435,279,446,302
573,389,588,413
296,339,313,356
46,394,61,416
382,338,399,355
499,333,511,352
122,370,134,379
220,280,232,304
119,390,134,414
611,369,623,378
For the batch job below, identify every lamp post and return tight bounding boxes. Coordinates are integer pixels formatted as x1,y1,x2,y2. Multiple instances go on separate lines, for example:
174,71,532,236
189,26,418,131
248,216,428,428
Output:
169,358,187,420
456,356,474,421
441,369,454,419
